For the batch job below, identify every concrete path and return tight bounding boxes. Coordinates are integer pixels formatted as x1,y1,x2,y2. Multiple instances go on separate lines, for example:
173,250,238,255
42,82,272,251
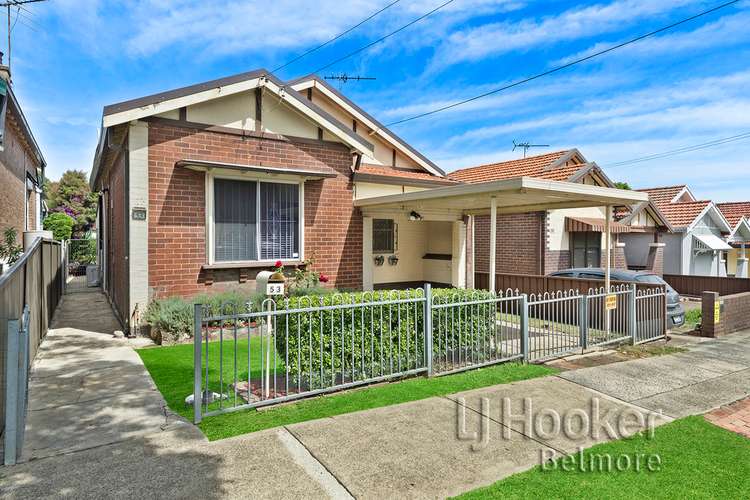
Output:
2,299,748,499
558,331,750,418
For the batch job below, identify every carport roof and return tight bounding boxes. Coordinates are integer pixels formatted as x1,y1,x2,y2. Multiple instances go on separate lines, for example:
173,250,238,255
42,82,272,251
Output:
354,176,648,215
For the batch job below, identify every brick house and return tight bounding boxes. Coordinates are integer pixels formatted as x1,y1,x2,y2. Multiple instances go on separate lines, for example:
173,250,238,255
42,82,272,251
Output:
716,202,750,278
632,185,733,276
449,150,671,284
0,59,46,269
89,70,459,327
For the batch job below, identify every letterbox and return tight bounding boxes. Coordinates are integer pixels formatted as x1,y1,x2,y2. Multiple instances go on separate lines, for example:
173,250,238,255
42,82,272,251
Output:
256,270,286,296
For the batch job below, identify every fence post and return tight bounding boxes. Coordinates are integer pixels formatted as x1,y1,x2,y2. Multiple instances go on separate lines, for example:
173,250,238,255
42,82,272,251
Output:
579,295,588,351
193,304,202,424
4,319,20,465
424,283,433,376
628,284,637,344
520,294,529,362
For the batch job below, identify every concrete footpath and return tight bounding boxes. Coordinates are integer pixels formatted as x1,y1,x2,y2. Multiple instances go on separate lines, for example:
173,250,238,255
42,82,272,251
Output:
2,295,748,499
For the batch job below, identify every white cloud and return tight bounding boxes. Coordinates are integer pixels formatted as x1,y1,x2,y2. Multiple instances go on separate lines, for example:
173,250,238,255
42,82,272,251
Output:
429,0,694,70
554,10,750,66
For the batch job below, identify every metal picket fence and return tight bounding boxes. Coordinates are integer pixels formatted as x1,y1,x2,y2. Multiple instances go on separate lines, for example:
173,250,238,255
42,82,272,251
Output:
193,283,667,422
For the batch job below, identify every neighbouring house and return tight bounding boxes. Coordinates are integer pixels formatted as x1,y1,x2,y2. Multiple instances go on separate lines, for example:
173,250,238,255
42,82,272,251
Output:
615,200,674,276
89,70,647,329
716,202,750,278
636,185,732,276
448,149,670,284
0,55,46,267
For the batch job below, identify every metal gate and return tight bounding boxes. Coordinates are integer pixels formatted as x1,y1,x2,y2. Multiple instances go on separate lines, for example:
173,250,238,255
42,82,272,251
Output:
65,238,98,292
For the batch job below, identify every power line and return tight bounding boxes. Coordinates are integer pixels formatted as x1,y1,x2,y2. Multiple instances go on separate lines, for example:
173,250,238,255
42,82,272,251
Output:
271,0,402,74
604,131,750,168
383,0,741,128
311,0,455,74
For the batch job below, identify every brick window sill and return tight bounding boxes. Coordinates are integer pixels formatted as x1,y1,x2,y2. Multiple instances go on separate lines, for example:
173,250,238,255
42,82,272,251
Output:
202,260,304,270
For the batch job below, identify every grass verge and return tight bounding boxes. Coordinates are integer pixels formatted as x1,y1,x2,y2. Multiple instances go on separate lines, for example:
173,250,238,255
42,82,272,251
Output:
137,340,555,441
455,416,750,499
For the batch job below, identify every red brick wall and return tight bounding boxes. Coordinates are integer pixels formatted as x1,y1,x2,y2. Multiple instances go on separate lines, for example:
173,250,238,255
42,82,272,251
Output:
701,291,750,337
147,121,362,298
474,212,543,275
0,116,40,237
103,147,128,324
544,249,571,274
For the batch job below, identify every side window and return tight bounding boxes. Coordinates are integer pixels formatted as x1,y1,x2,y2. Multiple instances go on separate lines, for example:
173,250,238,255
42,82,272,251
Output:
373,219,397,253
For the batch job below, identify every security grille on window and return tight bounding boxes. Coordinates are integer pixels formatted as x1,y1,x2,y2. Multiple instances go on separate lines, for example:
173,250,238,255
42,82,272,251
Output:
373,219,396,253
214,178,299,262
571,231,601,268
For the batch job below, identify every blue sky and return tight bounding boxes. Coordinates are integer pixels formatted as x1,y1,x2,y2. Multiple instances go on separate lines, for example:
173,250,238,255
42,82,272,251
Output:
11,0,750,201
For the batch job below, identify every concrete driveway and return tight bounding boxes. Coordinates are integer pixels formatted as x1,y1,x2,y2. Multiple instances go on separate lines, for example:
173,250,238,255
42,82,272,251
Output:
558,331,750,418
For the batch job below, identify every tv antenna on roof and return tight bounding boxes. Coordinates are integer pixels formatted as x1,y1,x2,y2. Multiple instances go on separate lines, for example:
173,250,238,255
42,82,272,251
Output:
513,140,550,158
324,73,376,89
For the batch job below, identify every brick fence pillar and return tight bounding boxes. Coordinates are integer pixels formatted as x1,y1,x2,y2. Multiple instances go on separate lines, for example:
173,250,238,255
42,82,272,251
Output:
701,291,721,337
646,243,665,276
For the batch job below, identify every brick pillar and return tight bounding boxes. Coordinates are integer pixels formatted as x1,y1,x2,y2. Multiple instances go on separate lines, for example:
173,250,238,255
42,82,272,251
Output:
646,243,665,276
701,291,722,338
614,242,627,269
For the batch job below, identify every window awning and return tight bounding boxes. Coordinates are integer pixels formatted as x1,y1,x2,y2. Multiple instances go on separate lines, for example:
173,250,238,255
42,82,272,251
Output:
693,233,732,252
176,159,337,179
566,216,632,233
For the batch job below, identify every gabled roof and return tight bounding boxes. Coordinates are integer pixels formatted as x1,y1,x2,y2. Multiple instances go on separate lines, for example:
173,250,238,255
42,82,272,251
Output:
448,149,615,190
717,201,750,227
657,200,710,228
289,75,444,177
637,185,695,208
616,200,673,232
100,69,371,153
92,69,385,188
726,216,750,243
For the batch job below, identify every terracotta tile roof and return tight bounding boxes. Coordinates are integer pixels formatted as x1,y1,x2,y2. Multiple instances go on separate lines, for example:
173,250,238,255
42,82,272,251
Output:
657,200,710,228
448,150,585,183
356,164,458,185
637,185,687,208
717,202,750,227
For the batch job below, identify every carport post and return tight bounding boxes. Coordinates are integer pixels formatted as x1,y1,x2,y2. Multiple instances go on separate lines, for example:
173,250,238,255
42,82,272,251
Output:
193,304,202,424
605,205,611,335
489,196,497,293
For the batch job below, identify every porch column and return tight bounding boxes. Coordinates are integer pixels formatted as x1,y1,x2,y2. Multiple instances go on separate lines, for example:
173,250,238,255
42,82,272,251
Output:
737,244,748,278
362,217,373,291
452,220,467,288
489,196,497,293
604,205,611,292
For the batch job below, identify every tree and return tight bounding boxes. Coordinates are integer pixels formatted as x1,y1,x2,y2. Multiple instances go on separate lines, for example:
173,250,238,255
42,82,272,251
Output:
614,181,632,190
43,212,75,241
47,170,97,236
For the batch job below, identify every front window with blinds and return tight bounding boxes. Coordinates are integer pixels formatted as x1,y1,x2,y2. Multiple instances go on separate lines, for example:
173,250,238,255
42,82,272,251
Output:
214,178,300,262
571,231,601,268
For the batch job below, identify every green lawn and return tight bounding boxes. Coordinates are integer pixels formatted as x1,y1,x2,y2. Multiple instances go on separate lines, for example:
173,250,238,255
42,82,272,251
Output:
455,416,750,499
137,339,555,441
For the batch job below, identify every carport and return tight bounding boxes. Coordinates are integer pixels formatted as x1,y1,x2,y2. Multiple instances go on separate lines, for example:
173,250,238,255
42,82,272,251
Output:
354,176,649,291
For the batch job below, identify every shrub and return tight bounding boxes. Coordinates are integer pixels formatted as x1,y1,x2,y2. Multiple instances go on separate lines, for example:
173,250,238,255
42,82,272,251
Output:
0,228,23,265
144,290,267,343
685,308,701,325
274,288,497,384
43,212,74,241
144,296,193,344
69,238,97,265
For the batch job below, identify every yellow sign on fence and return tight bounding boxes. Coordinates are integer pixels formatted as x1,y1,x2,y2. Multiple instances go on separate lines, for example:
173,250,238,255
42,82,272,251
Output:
605,294,618,311
714,301,721,324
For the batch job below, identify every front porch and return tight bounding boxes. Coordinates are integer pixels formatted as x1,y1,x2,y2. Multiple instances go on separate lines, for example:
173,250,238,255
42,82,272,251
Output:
356,177,649,292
